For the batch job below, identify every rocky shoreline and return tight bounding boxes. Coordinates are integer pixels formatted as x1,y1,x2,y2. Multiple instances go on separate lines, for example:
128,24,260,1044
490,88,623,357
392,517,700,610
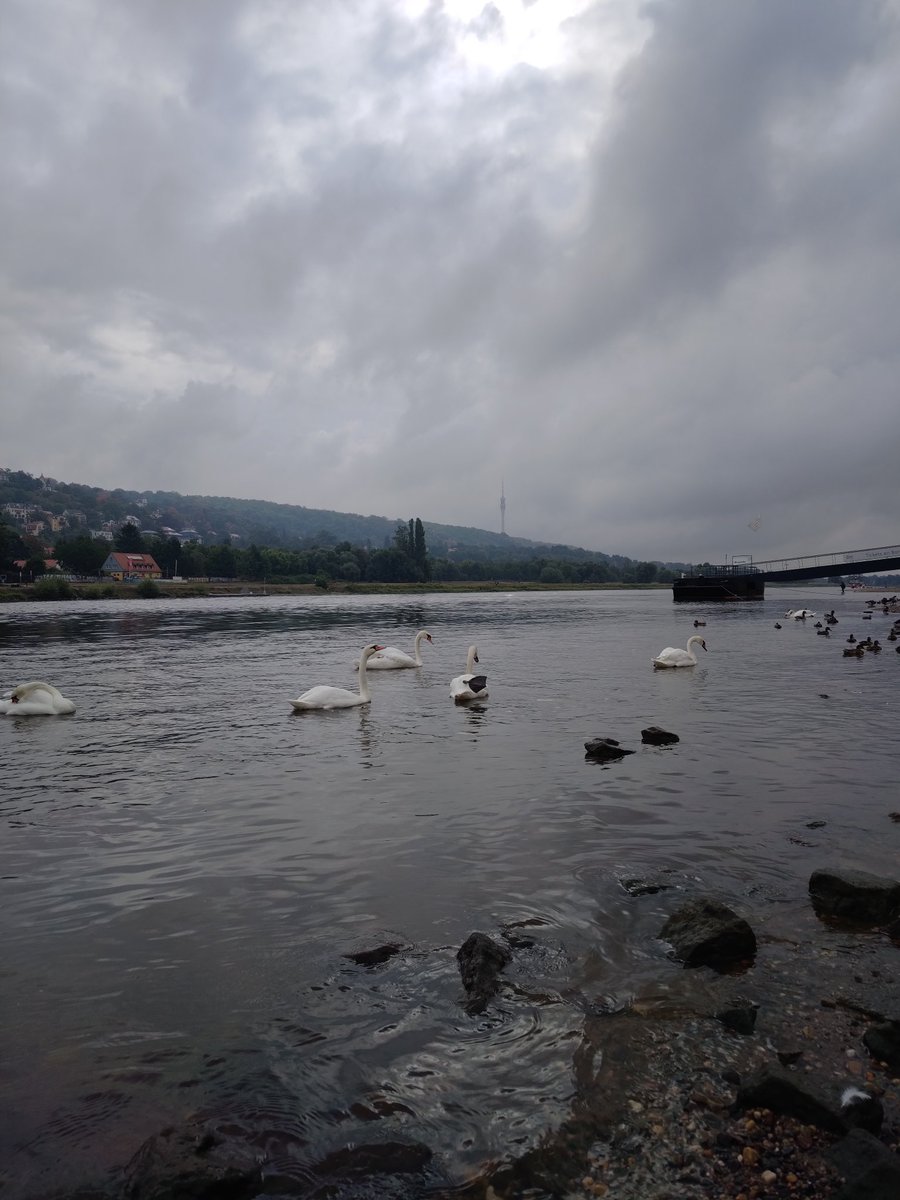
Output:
45,856,900,1200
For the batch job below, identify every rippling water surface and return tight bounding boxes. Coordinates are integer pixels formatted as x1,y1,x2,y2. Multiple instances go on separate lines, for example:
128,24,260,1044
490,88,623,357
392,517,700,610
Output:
1,588,897,1195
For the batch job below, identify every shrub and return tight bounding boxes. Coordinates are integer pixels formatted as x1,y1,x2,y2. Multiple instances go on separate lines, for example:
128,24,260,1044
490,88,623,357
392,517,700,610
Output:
136,578,161,598
32,576,75,600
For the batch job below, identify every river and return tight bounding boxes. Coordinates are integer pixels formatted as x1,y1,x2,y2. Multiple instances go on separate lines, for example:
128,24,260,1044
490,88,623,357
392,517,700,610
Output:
1,587,897,1196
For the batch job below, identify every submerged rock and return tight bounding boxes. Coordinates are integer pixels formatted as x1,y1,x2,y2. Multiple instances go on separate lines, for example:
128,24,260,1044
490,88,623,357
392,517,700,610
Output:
124,1123,260,1200
312,1139,432,1180
659,897,757,972
343,942,404,967
715,1001,759,1035
619,876,672,896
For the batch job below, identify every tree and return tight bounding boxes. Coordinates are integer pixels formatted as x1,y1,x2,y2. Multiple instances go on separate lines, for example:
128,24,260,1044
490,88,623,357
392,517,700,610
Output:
413,518,430,580
53,535,108,575
116,522,144,552
366,548,420,583
245,543,265,580
0,519,28,569
207,542,237,578
147,536,181,574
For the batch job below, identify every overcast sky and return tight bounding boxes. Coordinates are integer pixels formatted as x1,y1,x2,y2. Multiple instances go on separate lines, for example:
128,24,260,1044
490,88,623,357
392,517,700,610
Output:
3,0,899,563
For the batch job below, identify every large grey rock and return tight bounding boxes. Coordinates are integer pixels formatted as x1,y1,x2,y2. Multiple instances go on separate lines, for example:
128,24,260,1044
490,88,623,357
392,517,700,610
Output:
659,897,757,971
808,868,900,925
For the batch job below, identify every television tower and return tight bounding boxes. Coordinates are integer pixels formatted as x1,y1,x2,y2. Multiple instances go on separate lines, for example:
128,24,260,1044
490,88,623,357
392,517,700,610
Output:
500,479,506,535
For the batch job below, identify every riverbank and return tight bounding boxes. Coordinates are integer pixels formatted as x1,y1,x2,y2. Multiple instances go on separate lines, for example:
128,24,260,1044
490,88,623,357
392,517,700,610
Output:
102,866,900,1200
476,864,900,1200
0,579,666,603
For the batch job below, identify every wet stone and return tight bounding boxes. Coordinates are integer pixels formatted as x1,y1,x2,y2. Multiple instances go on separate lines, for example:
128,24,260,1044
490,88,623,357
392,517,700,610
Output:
584,736,635,762
659,897,758,972
343,942,404,967
863,1019,900,1072
640,726,680,746
457,931,511,1015
809,868,900,926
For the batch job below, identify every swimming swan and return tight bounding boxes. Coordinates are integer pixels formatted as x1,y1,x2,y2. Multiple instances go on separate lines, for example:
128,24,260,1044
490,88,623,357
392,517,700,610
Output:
652,635,707,669
291,644,384,711
363,630,434,670
785,609,816,620
0,681,76,715
450,645,488,701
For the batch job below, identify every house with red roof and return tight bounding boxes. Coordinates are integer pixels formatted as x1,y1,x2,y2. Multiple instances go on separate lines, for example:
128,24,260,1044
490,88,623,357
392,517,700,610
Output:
100,551,162,581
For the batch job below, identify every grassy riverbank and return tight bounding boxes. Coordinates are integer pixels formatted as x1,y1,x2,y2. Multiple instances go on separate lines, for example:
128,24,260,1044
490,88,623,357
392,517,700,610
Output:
0,579,667,603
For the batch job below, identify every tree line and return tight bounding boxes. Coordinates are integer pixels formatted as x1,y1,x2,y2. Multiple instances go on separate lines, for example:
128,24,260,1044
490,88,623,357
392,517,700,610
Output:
2,515,674,586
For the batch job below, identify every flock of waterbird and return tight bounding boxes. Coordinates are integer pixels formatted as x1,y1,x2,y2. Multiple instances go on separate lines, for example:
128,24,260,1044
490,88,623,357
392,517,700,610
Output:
773,596,900,659
4,597,895,718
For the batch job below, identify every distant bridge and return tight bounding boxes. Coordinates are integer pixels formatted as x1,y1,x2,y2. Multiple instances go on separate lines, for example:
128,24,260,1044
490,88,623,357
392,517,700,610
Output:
674,542,900,600
741,542,900,582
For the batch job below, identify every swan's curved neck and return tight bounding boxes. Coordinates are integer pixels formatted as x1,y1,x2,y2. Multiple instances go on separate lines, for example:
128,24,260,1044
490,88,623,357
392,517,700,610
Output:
466,646,478,673
357,655,371,701
413,631,428,664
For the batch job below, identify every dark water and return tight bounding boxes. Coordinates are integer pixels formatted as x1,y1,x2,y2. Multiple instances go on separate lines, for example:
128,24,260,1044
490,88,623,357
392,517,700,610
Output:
1,588,897,1195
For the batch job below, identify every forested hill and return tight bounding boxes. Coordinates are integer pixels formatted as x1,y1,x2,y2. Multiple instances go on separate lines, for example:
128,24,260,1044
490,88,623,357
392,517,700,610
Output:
0,467,656,568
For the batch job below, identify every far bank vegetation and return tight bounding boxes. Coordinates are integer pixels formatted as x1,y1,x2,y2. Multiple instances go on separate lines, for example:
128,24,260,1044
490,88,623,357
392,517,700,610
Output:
3,512,674,592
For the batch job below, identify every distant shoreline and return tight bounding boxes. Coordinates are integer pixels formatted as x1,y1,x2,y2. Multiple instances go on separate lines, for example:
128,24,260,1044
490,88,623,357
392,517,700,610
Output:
1,579,890,603
0,579,669,603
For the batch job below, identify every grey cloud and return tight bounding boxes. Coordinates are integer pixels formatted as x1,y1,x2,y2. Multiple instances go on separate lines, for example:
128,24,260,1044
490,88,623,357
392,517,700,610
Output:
3,0,899,564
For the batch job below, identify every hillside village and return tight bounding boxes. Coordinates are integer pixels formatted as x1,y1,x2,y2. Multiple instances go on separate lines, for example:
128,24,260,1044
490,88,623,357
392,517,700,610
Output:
0,466,680,586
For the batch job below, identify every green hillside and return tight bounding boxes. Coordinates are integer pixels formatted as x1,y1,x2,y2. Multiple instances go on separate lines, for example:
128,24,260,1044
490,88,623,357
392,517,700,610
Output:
0,467,594,558
0,467,685,582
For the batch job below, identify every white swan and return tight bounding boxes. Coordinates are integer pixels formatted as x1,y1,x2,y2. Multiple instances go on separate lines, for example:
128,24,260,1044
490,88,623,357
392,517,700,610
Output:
652,635,707,669
450,645,488,701
290,644,384,711
362,629,434,670
785,608,816,619
0,681,76,715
